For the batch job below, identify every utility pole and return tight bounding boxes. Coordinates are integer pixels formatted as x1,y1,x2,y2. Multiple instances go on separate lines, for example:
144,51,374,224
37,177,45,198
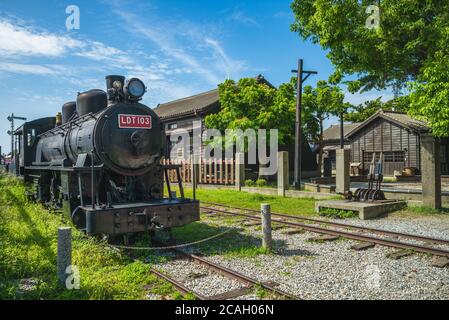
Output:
291,59,317,189
7,113,26,158
340,113,344,149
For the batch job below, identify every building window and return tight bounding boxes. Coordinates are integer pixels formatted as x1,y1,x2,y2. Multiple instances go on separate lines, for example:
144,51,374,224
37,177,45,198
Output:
363,151,405,163
168,123,178,129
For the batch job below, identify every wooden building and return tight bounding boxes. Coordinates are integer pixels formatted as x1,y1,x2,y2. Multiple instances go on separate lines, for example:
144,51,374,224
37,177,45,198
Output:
345,110,449,176
154,88,220,158
321,122,361,170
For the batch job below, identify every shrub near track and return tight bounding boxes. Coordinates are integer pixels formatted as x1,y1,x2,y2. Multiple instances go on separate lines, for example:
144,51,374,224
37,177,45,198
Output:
0,174,180,300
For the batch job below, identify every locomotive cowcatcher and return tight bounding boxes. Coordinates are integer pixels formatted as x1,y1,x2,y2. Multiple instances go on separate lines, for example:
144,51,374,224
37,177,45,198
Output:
10,75,199,239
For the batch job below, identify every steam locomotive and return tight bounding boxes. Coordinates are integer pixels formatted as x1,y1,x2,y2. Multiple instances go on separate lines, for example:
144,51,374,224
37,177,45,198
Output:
10,75,199,239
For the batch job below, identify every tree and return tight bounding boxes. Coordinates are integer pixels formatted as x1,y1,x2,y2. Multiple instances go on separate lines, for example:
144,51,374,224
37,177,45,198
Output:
290,0,449,136
204,78,297,149
345,95,410,123
303,80,347,174
205,77,350,176
409,50,449,137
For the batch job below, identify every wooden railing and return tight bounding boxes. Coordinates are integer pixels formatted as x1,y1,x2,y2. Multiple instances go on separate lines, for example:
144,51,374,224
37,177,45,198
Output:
162,159,236,185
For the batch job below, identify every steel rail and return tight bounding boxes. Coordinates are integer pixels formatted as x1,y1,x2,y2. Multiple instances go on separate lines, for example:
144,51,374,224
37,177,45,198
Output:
201,201,449,246
150,267,207,300
152,240,299,300
201,206,449,258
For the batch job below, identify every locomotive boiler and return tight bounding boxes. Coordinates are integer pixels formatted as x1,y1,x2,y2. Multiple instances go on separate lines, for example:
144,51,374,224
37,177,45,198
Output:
11,75,199,239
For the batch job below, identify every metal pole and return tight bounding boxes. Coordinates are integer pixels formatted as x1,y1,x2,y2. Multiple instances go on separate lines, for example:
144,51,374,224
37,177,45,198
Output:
294,59,303,189
192,157,197,200
10,114,14,158
340,113,344,149
7,113,26,158
291,59,317,190
91,151,95,209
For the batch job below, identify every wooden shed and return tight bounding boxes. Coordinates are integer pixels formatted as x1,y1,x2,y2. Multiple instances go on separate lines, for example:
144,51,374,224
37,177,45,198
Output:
345,110,449,176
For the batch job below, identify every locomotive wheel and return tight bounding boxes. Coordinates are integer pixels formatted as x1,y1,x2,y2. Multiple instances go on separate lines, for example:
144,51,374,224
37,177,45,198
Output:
71,206,86,229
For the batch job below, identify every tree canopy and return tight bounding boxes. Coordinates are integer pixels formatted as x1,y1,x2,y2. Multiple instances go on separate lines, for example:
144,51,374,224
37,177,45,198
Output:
291,0,449,136
205,78,349,150
345,95,410,123
204,78,296,146
303,80,347,142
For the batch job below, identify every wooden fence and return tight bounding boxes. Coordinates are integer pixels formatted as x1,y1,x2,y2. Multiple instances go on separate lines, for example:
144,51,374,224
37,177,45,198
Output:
162,159,236,185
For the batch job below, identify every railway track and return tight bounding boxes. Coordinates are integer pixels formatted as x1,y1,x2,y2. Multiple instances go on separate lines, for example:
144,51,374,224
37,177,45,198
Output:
200,202,449,258
157,243,298,300
125,241,299,300
201,201,449,246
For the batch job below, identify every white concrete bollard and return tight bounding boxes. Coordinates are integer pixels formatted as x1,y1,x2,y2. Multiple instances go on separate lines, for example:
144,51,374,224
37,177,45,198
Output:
57,227,72,284
261,203,272,251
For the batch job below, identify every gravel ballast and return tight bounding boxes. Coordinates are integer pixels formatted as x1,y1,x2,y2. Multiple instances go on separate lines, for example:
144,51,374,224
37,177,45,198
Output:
150,213,449,300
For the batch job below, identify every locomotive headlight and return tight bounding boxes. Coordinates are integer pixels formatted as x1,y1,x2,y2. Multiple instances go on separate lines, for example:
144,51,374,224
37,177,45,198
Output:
125,78,146,100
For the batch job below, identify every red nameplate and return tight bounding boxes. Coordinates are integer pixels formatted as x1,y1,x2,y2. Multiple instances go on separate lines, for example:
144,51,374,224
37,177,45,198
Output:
118,114,152,129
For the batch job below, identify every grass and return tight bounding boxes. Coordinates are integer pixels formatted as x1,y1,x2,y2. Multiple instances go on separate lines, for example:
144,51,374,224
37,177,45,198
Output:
157,220,274,259
173,185,449,218
177,186,333,217
0,174,182,300
319,208,358,219
396,204,449,217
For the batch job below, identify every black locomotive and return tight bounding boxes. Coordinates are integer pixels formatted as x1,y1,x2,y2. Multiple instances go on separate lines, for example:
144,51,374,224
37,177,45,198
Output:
10,75,199,239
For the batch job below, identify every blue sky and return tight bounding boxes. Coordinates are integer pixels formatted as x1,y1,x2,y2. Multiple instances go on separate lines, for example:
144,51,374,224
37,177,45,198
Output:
0,0,392,153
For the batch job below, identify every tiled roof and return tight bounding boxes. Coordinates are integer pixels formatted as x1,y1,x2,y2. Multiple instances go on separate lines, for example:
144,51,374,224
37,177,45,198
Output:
323,123,361,142
345,110,428,138
379,110,428,132
154,89,219,119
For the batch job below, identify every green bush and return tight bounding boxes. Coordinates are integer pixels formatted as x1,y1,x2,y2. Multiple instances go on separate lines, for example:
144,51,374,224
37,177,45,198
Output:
244,179,255,187
256,179,267,187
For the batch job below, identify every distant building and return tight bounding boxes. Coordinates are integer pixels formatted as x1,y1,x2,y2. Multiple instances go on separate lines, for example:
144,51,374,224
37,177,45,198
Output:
346,110,449,176
321,122,361,170
321,110,449,176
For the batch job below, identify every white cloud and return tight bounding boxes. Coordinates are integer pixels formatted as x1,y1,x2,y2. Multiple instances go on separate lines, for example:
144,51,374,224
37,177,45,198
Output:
0,11,247,109
228,10,259,27
74,41,133,65
115,10,246,85
0,18,137,67
204,38,246,79
0,20,82,57
0,62,64,75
